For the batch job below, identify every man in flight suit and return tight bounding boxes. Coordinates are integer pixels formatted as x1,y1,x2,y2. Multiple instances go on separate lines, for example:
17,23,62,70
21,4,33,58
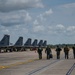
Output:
45,46,52,59
72,44,75,59
37,45,43,59
55,46,62,59
64,45,70,59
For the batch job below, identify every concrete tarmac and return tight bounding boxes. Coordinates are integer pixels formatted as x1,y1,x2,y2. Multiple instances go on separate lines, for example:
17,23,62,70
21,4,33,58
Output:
0,49,75,75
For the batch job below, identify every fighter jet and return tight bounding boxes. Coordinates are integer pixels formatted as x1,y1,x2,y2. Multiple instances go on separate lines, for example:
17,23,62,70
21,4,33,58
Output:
32,39,38,47
42,40,47,47
0,34,10,52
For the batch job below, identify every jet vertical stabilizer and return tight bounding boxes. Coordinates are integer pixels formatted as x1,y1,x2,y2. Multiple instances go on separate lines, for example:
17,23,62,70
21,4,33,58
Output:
14,37,23,47
32,39,38,47
38,40,43,46
24,38,32,47
43,40,47,47
0,34,10,47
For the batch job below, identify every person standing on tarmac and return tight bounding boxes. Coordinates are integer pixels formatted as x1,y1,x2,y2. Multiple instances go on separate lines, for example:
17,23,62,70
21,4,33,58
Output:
64,45,70,59
72,44,75,59
45,46,52,59
37,45,43,59
55,45,62,59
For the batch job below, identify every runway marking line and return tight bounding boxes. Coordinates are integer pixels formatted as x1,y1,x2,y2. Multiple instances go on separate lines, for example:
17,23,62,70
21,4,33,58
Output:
0,59,38,70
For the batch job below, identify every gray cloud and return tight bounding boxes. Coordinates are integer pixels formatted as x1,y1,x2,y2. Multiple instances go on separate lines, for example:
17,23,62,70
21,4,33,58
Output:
0,10,32,26
0,0,44,12
62,3,75,8
1,22,22,26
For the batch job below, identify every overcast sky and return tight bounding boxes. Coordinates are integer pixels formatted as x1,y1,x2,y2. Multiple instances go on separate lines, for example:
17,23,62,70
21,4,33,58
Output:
0,0,75,45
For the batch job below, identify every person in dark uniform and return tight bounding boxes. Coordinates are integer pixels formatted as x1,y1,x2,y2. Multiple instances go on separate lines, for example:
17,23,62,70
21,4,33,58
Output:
64,45,70,59
37,45,43,59
72,44,75,59
45,46,52,59
55,45,62,59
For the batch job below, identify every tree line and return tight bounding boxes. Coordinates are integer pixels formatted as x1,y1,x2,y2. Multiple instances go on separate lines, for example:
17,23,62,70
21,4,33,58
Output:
48,44,75,48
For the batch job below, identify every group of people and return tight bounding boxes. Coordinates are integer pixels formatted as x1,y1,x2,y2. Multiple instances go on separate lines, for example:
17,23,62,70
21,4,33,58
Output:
37,45,75,60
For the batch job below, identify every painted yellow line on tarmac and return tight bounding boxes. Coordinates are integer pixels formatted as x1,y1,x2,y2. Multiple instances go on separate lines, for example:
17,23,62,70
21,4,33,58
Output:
0,53,57,70
0,59,38,70
0,66,6,69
